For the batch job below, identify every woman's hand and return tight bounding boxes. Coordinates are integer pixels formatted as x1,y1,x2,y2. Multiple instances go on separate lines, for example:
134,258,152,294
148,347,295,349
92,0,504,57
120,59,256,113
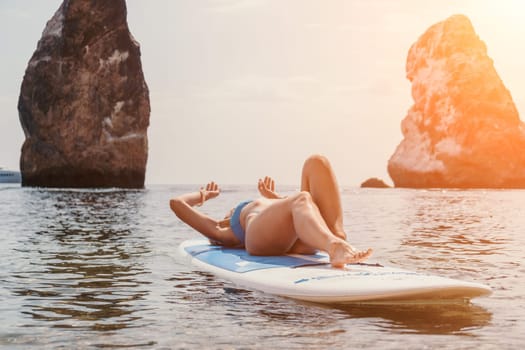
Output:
258,176,281,199
200,182,220,203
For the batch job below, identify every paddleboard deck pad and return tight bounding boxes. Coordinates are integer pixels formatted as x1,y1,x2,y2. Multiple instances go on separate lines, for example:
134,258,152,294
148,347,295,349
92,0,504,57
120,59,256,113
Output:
179,239,492,304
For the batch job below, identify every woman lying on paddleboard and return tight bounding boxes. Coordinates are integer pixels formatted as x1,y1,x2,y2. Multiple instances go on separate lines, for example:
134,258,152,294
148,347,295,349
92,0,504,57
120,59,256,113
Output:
170,154,372,268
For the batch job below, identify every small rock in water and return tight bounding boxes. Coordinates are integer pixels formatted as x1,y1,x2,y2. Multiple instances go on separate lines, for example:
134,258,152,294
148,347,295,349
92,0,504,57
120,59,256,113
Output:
360,178,390,188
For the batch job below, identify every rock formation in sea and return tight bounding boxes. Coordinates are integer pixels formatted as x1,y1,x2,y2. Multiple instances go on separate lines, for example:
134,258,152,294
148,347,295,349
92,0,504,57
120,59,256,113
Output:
388,14,525,188
360,177,390,188
18,0,150,188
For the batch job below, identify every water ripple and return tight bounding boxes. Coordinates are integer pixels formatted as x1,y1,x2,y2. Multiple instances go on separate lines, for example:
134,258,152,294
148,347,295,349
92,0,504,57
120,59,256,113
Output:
3,189,152,337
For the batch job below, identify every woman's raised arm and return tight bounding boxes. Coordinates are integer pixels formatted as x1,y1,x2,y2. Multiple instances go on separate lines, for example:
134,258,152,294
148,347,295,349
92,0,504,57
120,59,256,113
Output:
169,182,223,241
257,176,283,199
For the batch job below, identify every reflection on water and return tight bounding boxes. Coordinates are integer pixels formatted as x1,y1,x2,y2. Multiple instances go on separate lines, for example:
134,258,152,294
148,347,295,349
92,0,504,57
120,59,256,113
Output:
166,269,491,339
334,302,491,335
164,270,355,348
8,189,151,332
397,190,513,279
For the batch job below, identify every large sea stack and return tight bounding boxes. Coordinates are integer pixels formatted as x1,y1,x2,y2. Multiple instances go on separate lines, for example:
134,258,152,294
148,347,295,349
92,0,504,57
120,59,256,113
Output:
388,15,525,188
18,0,150,188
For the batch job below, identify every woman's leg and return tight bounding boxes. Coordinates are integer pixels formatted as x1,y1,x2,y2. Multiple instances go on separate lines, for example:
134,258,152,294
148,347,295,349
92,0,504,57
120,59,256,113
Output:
245,193,371,267
301,154,346,239
289,154,347,254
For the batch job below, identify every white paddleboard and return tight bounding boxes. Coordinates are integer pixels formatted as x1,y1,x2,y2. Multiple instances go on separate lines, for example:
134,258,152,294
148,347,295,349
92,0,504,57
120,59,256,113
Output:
179,239,492,304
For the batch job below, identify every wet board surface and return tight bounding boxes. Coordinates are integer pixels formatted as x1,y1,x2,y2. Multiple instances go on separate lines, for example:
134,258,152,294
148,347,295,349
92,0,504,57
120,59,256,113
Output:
179,239,492,304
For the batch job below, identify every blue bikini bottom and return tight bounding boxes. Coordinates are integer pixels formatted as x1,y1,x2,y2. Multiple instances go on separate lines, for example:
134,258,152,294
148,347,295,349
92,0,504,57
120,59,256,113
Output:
229,200,252,245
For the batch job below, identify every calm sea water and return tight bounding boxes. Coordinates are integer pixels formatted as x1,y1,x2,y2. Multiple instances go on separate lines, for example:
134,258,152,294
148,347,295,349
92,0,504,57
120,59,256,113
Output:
1,184,524,349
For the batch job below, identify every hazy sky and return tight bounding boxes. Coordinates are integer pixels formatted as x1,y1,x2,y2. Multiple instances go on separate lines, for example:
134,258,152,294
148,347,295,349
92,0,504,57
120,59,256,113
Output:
1,0,525,186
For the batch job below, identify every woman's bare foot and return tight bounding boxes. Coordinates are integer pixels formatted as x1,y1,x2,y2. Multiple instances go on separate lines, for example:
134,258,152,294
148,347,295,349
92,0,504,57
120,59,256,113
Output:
328,239,373,268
